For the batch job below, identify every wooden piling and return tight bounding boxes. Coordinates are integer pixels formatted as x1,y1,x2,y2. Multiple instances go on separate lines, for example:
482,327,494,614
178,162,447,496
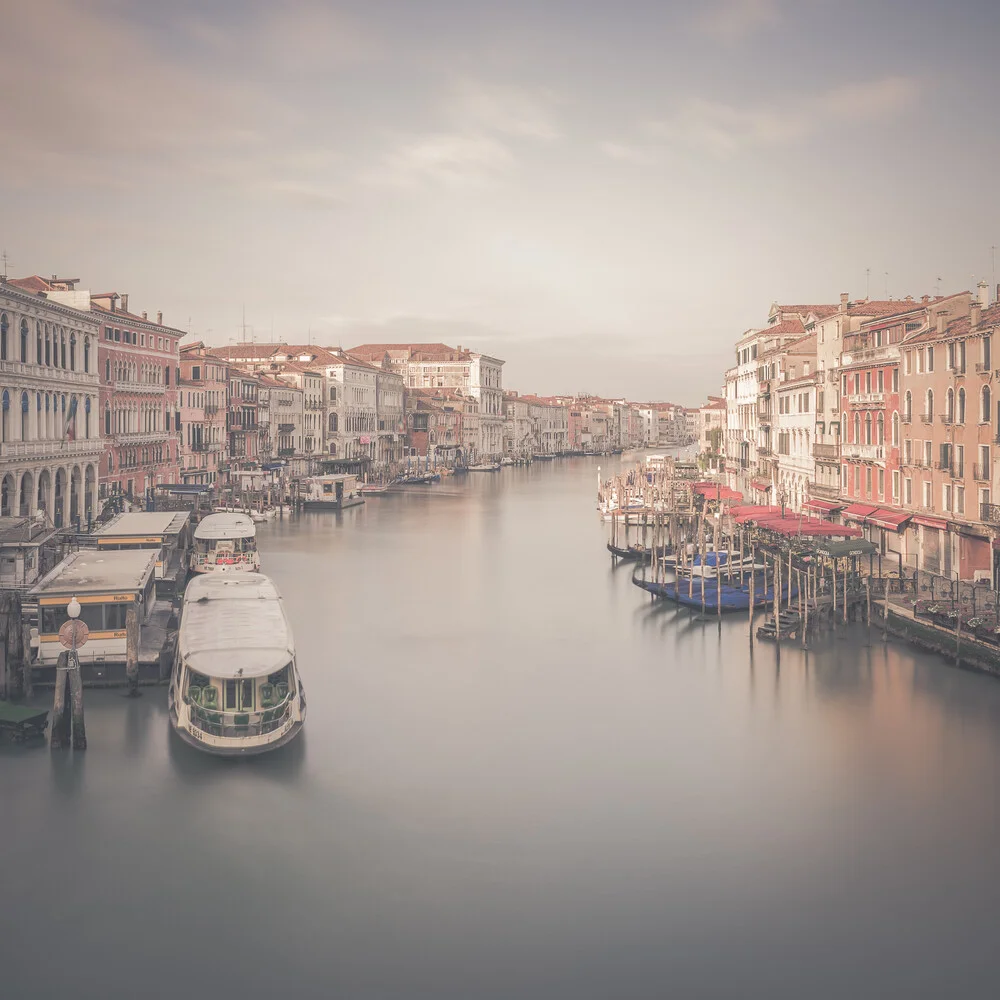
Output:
50,652,70,749
68,650,87,750
125,604,140,697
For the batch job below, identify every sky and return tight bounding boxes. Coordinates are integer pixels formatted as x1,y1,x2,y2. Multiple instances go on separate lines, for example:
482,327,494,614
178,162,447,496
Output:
2,0,999,405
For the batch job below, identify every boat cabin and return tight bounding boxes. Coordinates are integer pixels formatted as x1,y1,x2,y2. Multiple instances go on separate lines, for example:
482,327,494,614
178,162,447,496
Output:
92,511,191,584
169,572,305,755
299,474,363,510
29,548,157,669
191,513,260,573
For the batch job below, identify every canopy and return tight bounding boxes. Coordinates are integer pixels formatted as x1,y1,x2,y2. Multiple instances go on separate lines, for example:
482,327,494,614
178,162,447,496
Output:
912,514,948,530
752,513,863,538
841,503,880,522
730,505,784,523
751,480,773,491
693,482,744,502
814,539,878,558
866,506,912,532
801,498,844,515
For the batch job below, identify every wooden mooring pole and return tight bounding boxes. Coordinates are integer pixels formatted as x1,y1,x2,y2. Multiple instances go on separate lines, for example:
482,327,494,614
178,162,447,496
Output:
125,604,140,697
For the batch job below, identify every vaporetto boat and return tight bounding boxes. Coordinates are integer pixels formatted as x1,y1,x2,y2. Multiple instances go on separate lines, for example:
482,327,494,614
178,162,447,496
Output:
190,512,261,573
168,571,306,756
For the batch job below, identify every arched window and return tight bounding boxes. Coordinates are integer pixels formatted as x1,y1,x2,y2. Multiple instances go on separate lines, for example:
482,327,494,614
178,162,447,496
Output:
105,403,111,436
958,387,966,424
106,358,111,382
20,319,28,362
45,330,51,366
904,390,912,421
982,385,991,423
925,389,934,420
892,411,899,446
69,333,76,371
20,391,29,439
329,412,338,433
865,411,873,444
853,412,861,443
83,337,90,373
877,412,885,445
946,387,955,422
0,313,8,360
85,397,91,439
108,451,114,474
36,322,42,365
1,389,8,441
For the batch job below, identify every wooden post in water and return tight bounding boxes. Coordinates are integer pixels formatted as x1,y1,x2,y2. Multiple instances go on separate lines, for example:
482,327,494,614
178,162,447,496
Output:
773,558,781,654
955,595,962,667
843,561,848,624
700,516,707,618
802,567,809,648
68,649,87,750
50,652,71,749
715,516,722,625
865,575,872,646
125,604,140,697
748,548,755,651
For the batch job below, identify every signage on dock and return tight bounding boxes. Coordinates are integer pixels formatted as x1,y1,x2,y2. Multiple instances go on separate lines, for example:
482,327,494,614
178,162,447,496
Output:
58,620,90,649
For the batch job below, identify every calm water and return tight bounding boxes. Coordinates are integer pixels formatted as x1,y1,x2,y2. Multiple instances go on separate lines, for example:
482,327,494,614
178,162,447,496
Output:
5,458,1000,998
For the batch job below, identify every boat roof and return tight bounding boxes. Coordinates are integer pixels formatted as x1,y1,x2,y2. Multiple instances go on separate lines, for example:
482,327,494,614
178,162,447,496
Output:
194,512,256,540
93,511,190,539
179,572,293,679
30,549,157,598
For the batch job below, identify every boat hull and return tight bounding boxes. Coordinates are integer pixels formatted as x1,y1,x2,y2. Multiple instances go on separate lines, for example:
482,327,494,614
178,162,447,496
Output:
633,576,799,613
302,497,365,510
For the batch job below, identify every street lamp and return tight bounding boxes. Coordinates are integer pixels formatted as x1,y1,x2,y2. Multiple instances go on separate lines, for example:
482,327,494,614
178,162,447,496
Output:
67,595,81,620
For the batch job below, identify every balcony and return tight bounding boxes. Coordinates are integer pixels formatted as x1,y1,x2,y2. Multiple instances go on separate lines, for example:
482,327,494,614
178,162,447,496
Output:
0,360,99,387
810,482,842,499
975,362,991,374
975,463,991,482
846,391,885,406
114,380,166,395
114,430,174,445
842,443,885,462
919,412,934,424
982,503,1000,524
0,438,102,459
939,413,954,425
204,404,219,416
278,447,295,457
758,381,770,396
813,442,841,461
757,446,772,457
948,365,967,378
842,344,900,364
901,413,912,424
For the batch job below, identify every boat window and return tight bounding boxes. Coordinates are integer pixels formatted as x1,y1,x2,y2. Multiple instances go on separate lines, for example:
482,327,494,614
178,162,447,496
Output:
77,603,105,631
105,603,130,631
224,679,238,710
268,665,290,686
186,669,210,693
240,679,255,710
40,605,69,634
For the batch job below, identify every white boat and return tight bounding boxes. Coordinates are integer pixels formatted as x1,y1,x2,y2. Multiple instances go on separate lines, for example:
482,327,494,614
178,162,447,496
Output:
191,513,261,574
468,462,502,472
214,505,273,523
169,572,305,756
299,474,365,510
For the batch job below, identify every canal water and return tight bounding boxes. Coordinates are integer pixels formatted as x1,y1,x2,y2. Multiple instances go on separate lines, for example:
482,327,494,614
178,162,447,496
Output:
5,457,1000,998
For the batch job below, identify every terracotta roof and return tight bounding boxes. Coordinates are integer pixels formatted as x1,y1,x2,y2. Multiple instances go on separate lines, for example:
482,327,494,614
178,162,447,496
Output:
776,304,838,319
212,344,283,360
348,342,473,362
761,318,806,338
7,275,54,294
848,299,927,319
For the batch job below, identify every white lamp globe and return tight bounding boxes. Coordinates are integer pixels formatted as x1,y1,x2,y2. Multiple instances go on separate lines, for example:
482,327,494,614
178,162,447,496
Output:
67,596,81,619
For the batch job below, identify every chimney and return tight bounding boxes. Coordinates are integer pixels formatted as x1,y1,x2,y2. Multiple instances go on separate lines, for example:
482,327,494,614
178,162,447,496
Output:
121,293,129,313
921,295,930,304
839,292,848,311
979,280,989,309
142,311,147,320
972,302,982,327
156,310,162,325
905,295,913,302
937,313,946,334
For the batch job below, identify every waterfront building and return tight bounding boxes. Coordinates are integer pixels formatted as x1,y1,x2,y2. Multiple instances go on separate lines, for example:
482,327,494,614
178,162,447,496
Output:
404,389,463,463
88,292,182,501
348,343,505,461
503,392,534,460
258,375,306,474
228,369,262,474
179,343,228,486
1,277,103,526
896,291,990,579
522,396,570,455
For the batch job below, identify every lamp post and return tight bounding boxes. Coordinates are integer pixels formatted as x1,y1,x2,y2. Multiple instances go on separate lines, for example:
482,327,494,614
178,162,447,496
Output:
52,594,87,749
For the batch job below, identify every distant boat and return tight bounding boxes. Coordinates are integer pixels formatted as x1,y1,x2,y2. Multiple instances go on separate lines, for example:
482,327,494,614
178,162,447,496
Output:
607,542,671,564
468,462,502,472
299,474,365,510
398,472,441,485
533,453,555,461
632,573,798,613
359,483,390,495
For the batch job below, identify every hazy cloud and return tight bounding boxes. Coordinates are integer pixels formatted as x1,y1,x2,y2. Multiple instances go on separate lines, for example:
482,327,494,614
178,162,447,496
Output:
447,81,562,140
369,133,515,188
696,0,781,41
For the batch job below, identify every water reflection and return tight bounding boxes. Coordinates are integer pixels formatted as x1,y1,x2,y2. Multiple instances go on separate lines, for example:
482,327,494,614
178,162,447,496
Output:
6,457,1000,998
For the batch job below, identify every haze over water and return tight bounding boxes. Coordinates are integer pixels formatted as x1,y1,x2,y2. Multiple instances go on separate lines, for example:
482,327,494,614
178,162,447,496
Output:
5,458,1000,998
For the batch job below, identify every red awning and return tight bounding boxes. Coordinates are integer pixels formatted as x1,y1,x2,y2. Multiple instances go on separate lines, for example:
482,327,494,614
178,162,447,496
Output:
755,514,863,538
801,498,844,515
866,507,913,532
841,503,879,522
751,480,772,491
912,514,948,530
